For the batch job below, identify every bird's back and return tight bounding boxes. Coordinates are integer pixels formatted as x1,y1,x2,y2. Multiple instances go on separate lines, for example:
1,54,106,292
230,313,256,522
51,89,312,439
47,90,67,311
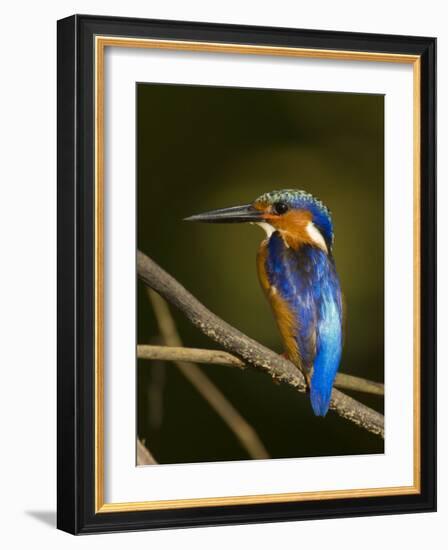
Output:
257,231,343,416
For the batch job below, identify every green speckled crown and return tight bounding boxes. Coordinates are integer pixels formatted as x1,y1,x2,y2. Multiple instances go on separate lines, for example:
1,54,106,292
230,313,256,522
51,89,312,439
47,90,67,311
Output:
256,189,330,215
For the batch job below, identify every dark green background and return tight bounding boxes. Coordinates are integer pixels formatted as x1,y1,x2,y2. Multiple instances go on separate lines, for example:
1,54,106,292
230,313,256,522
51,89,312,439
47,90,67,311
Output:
137,83,384,464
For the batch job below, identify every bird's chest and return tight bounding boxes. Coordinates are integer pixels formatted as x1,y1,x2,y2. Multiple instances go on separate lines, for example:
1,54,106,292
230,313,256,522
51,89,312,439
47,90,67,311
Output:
257,232,326,304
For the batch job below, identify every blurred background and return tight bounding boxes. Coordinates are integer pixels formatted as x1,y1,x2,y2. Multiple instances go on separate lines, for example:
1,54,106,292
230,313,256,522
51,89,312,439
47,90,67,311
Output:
137,83,384,464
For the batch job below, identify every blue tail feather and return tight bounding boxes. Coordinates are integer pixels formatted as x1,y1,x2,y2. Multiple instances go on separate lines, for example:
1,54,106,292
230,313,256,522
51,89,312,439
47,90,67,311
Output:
310,294,342,417
310,372,334,417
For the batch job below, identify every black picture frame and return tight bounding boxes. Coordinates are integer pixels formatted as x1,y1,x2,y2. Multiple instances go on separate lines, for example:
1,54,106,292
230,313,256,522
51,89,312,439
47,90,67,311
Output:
57,14,436,534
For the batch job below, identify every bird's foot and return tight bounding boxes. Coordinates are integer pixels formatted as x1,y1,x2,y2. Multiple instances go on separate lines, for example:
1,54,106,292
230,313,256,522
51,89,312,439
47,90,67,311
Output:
281,351,311,390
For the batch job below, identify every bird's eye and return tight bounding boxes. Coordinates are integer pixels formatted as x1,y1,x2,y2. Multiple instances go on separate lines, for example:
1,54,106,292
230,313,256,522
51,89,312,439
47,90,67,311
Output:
273,202,289,215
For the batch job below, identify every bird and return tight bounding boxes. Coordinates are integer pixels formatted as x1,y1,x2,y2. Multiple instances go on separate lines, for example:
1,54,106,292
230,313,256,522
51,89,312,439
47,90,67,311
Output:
184,189,343,417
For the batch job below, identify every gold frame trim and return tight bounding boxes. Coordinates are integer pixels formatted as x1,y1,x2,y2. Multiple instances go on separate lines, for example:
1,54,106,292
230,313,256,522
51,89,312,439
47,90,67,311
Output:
94,36,421,513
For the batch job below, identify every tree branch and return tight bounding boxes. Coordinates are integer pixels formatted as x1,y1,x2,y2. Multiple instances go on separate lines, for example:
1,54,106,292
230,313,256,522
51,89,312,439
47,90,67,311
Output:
137,345,384,396
137,249,384,438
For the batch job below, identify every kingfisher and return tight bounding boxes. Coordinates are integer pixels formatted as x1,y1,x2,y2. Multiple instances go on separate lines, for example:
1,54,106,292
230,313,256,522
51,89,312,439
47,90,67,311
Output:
185,189,343,417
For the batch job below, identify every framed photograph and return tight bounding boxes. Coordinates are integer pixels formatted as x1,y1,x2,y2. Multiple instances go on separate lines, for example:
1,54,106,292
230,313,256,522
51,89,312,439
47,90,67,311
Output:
57,14,436,534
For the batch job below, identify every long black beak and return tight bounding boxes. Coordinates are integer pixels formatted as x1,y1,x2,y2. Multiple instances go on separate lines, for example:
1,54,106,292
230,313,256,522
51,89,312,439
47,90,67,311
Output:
184,204,264,224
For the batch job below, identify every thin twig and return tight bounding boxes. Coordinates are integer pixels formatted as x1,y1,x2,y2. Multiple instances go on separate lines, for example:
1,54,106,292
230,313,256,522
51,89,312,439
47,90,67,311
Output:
144,336,167,430
137,438,158,465
147,288,270,459
147,361,166,430
137,250,384,438
137,345,384,396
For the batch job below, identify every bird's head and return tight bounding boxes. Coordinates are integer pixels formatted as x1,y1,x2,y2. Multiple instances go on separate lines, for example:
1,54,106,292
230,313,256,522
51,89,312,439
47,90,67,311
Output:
185,189,334,252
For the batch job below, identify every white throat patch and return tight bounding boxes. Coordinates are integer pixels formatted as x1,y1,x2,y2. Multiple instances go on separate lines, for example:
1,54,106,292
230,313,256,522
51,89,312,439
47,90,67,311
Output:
253,220,328,252
255,221,275,238
306,221,328,252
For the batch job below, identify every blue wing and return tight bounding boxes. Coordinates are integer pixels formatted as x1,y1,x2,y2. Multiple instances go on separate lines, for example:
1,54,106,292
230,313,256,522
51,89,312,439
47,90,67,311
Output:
265,232,343,416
